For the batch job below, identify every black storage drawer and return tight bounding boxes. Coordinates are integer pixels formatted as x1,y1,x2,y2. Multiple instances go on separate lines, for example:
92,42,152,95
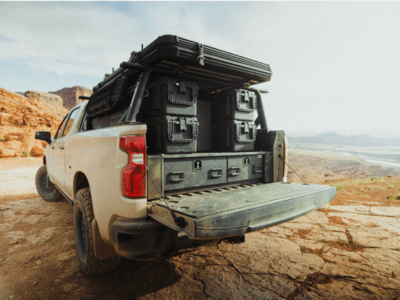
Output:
212,120,257,152
211,89,257,121
147,115,198,154
163,156,227,191
144,76,198,118
227,154,264,183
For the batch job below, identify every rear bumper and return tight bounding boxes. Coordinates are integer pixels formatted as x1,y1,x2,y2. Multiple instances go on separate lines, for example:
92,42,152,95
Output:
149,183,337,239
110,218,177,259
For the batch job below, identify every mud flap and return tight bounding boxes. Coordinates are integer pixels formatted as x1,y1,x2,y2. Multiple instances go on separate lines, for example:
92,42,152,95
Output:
92,219,117,260
148,182,336,239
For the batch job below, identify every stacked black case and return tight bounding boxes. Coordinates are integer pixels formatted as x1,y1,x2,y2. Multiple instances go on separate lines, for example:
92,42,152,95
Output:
144,76,198,117
211,89,257,152
145,76,199,153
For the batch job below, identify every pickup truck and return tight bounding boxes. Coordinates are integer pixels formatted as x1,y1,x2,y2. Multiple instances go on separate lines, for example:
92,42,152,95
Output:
34,35,336,276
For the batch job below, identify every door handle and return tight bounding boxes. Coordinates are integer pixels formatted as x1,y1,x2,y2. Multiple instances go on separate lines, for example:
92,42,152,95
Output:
253,165,263,173
229,167,241,176
209,168,223,178
59,146,65,150
168,172,184,182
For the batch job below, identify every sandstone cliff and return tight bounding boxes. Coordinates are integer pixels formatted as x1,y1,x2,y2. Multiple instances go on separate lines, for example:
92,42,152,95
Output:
24,91,67,119
50,86,92,110
0,87,65,158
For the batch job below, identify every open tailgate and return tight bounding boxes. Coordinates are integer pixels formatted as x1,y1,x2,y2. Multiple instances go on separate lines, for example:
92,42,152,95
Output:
148,182,336,239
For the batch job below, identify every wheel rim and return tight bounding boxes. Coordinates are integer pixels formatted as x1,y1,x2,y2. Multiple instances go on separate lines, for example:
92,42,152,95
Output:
41,175,53,194
78,210,87,256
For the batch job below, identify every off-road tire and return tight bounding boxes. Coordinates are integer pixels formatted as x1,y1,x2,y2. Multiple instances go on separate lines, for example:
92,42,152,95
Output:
73,188,120,276
35,165,64,202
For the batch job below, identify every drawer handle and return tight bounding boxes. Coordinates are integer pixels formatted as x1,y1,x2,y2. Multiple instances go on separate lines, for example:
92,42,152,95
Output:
209,168,222,178
229,167,241,176
253,165,263,173
168,172,185,182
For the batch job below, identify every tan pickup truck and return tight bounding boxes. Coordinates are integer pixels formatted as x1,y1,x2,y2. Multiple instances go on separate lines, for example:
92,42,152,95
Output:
34,35,336,276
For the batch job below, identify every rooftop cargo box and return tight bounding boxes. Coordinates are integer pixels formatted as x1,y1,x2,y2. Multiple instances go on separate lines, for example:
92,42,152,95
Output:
128,35,272,87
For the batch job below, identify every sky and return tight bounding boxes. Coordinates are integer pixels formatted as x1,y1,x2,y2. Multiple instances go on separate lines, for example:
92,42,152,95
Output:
1,2,400,133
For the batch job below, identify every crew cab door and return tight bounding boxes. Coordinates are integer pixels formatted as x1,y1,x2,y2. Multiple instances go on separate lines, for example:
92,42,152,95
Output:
148,182,336,239
47,108,80,192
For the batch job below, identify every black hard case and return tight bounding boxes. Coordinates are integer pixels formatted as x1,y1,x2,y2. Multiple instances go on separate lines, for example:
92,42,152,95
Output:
211,89,257,121
212,120,257,152
129,35,272,85
196,99,212,152
147,116,199,154
144,76,198,118
86,76,128,118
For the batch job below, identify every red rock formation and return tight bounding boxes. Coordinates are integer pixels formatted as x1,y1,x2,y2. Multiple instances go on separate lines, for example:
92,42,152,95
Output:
50,86,92,109
24,91,66,119
0,87,64,158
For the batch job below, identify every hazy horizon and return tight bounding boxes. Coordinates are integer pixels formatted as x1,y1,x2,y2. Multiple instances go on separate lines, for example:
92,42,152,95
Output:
286,130,400,139
1,2,400,133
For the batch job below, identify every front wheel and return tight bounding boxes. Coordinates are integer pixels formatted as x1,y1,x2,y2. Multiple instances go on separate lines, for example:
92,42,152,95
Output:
73,188,120,276
35,165,64,202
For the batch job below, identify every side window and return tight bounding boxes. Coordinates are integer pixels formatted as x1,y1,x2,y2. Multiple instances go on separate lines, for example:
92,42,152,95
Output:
79,113,88,132
61,108,80,137
54,114,69,140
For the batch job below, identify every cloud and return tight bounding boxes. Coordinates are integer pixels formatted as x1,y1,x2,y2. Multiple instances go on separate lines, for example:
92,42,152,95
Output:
1,2,400,131
0,2,142,76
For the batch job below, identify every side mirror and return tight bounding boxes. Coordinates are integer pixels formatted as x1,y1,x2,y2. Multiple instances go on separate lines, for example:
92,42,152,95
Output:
35,131,52,145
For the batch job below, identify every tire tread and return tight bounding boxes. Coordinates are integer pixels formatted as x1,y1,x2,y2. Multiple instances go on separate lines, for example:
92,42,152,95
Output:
35,165,64,202
74,188,120,276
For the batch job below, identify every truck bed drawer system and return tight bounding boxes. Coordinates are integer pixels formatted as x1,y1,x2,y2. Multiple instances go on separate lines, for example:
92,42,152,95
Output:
147,152,273,200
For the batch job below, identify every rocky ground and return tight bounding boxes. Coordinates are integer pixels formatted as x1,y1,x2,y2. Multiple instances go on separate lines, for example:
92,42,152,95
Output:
0,151,400,300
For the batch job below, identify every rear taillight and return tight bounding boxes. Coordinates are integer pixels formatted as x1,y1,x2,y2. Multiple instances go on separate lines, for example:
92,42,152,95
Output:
119,136,146,198
283,137,288,178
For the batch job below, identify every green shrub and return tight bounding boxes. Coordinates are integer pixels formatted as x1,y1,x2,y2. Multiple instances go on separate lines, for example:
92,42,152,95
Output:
388,194,400,200
387,184,393,189
23,151,30,157
391,180,397,185
330,182,346,191
0,137,5,141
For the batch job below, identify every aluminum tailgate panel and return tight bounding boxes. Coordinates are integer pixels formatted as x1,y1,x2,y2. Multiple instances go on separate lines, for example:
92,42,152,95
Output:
149,183,336,239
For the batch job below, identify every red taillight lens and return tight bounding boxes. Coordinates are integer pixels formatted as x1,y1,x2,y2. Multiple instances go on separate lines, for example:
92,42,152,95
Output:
119,136,146,198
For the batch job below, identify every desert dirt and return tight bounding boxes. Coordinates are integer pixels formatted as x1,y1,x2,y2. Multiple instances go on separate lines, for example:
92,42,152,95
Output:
1,150,400,300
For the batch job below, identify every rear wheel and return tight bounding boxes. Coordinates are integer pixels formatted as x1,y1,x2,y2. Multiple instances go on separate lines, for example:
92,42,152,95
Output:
73,188,120,276
35,165,63,202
